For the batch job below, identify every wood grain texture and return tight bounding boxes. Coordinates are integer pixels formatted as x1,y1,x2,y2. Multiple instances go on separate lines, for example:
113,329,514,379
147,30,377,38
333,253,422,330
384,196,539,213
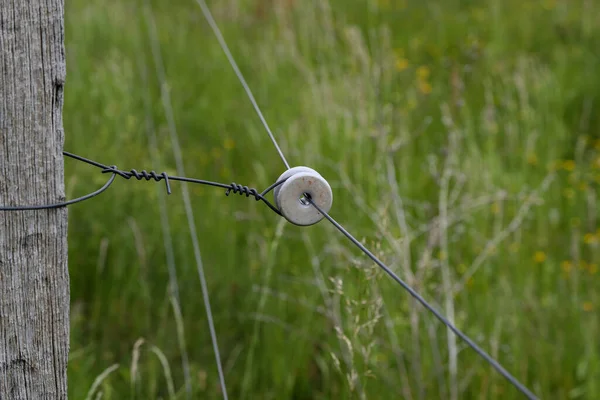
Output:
0,1,69,398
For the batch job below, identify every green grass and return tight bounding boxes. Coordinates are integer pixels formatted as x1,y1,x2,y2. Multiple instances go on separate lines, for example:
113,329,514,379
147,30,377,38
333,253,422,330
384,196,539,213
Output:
64,0,600,398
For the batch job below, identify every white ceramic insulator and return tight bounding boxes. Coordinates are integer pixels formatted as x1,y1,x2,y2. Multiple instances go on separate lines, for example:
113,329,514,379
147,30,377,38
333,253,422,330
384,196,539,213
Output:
273,166,317,210
275,166,333,226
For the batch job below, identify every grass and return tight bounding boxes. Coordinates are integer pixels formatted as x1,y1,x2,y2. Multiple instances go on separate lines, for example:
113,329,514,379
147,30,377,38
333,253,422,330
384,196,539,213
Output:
63,0,600,398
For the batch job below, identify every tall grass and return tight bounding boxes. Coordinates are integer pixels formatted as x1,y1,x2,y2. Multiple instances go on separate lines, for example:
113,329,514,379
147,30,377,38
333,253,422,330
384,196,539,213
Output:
64,0,600,398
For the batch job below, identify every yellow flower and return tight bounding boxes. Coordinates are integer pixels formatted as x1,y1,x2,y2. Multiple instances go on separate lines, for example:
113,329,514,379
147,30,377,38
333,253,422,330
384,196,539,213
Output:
561,260,573,273
582,302,593,312
527,153,538,166
377,0,391,9
533,251,547,263
418,81,432,95
542,0,556,10
491,202,501,214
223,138,235,150
562,160,576,171
416,65,430,80
395,58,409,72
584,233,598,245
547,160,561,172
589,264,598,275
563,188,575,199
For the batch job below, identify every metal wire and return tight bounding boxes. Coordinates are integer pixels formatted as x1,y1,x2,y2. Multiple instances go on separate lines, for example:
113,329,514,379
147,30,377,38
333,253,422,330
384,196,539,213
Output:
0,151,284,215
145,5,230,389
306,196,538,400
140,55,192,398
0,169,117,211
194,0,290,170
0,3,540,397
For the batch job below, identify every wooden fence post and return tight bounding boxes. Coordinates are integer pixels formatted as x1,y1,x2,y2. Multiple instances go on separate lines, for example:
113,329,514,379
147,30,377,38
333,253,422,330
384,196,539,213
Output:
0,1,69,398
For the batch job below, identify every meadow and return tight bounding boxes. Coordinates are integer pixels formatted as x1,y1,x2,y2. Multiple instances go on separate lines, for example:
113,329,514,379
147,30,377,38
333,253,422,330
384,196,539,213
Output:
63,0,600,398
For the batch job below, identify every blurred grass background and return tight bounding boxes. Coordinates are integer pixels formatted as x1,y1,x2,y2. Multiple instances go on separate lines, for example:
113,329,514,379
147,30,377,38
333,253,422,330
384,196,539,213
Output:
63,0,600,398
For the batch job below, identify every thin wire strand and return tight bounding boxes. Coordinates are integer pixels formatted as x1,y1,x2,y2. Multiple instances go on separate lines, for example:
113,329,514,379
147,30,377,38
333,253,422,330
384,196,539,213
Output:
194,0,290,170
260,178,286,197
0,151,284,215
0,172,116,211
144,7,229,399
307,198,538,400
139,57,192,398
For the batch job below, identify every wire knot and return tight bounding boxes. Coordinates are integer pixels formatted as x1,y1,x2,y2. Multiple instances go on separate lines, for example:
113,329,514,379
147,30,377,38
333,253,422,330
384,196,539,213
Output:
225,183,260,201
2,151,283,217
101,165,172,195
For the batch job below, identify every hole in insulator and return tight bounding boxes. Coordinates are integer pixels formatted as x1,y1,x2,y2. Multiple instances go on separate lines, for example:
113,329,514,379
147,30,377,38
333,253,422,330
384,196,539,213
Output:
299,192,312,206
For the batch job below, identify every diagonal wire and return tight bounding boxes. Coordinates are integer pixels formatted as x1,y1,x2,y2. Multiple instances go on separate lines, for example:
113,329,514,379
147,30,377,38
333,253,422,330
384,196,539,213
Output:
307,198,538,400
139,57,192,398
144,6,229,399
194,0,290,170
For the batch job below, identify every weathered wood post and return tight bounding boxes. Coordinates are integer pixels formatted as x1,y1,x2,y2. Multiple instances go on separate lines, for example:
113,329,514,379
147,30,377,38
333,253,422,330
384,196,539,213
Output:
0,1,69,398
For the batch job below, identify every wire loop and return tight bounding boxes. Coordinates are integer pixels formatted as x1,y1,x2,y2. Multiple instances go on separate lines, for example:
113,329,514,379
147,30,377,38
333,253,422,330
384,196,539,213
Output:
0,170,117,211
